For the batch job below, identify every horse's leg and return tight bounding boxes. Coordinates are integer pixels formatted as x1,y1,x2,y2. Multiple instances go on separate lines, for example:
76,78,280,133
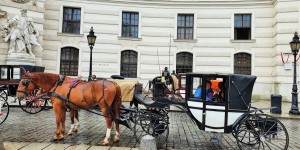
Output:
74,110,79,132
112,86,122,143
67,109,75,135
99,108,113,146
112,121,120,143
52,102,63,141
60,108,66,139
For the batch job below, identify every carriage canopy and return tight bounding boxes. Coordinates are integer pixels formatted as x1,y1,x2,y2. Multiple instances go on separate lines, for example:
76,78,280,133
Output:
228,74,256,110
185,73,256,110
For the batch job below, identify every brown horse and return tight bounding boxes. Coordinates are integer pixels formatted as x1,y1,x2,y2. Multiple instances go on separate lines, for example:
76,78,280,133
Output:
16,71,122,145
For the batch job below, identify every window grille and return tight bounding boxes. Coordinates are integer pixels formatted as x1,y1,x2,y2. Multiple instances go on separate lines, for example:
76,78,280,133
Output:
121,50,137,78
60,47,79,76
176,52,193,73
234,53,251,75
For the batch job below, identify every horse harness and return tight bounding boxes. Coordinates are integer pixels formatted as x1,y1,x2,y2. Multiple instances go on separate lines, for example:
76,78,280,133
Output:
48,76,117,119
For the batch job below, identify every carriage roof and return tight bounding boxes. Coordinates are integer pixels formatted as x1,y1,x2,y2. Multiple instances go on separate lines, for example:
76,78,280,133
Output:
0,65,45,81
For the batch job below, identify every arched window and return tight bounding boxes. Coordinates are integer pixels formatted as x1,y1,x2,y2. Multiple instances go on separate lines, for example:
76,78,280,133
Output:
176,52,193,73
60,47,79,76
234,53,251,75
121,50,137,78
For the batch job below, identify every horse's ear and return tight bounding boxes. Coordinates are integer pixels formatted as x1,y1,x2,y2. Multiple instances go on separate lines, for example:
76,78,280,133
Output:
20,67,26,74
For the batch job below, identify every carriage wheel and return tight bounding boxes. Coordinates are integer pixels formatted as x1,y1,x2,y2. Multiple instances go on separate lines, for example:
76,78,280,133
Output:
235,114,289,150
137,110,169,147
18,89,47,114
0,98,9,125
0,90,8,101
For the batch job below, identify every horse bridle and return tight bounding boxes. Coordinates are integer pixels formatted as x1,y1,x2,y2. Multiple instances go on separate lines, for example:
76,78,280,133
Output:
17,73,39,94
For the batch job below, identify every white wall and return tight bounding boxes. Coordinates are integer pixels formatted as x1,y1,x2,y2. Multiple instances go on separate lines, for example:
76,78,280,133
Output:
1,0,300,101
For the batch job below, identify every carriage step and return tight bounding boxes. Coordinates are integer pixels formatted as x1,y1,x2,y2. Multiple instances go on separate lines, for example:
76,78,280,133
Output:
210,138,219,143
210,132,222,143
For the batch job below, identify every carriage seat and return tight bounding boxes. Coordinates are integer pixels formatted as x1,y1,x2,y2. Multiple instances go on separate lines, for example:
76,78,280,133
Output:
134,94,170,108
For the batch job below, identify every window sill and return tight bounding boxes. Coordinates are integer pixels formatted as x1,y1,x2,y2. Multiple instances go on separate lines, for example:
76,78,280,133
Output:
230,39,256,43
118,36,142,41
57,32,84,37
173,39,198,43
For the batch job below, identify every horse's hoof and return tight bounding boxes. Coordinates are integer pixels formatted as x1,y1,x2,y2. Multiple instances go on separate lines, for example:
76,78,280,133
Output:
113,139,120,143
112,136,120,143
98,141,109,146
58,135,64,140
67,132,72,136
72,128,78,132
50,138,58,142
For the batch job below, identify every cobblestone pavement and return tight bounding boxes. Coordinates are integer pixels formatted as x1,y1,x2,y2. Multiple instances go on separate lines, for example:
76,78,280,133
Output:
0,107,300,150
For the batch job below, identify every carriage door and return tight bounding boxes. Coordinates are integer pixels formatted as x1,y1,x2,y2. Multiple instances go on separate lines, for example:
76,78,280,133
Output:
186,76,206,130
186,75,227,132
202,77,227,132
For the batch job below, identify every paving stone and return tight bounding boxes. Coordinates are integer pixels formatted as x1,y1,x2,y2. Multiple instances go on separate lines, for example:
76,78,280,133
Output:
43,143,71,150
20,142,51,150
3,142,30,150
64,144,91,150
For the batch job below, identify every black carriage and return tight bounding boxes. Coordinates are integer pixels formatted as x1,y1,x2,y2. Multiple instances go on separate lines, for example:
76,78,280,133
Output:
128,72,289,149
0,65,48,115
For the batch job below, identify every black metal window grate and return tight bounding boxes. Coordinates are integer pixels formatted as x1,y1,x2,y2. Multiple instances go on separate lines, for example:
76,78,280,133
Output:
60,47,79,76
122,12,139,38
176,52,193,73
121,50,137,78
234,53,251,75
62,7,81,34
234,14,251,40
177,14,194,40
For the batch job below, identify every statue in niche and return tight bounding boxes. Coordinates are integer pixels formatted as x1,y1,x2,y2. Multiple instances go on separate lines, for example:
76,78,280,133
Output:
2,9,43,58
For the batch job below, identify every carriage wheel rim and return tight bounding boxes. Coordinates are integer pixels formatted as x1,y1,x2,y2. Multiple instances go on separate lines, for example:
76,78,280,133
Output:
235,114,289,150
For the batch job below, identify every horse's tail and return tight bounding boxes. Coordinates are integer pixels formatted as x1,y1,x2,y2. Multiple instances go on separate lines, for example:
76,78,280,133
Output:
113,84,122,118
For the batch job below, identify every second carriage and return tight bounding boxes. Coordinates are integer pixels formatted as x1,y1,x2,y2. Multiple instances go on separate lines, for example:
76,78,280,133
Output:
0,65,48,115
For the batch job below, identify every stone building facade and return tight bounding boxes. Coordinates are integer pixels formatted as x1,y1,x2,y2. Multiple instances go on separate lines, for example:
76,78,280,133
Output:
0,0,299,101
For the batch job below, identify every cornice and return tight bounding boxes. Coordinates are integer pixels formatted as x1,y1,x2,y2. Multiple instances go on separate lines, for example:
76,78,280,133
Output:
67,0,274,8
273,0,300,6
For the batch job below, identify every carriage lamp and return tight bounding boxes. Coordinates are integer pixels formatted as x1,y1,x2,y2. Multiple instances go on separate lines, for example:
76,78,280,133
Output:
289,32,300,115
87,27,97,81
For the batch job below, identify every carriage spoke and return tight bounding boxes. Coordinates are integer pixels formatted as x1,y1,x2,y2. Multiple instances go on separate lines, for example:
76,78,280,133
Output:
235,114,288,150
18,89,47,114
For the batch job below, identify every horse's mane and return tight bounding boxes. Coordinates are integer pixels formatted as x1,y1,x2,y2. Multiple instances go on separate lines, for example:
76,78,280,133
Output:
32,72,60,86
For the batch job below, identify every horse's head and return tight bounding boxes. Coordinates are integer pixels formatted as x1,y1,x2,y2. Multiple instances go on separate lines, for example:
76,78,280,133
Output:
16,68,38,99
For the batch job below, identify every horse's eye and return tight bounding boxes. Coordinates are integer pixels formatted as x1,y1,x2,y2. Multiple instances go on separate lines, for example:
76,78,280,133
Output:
22,80,28,86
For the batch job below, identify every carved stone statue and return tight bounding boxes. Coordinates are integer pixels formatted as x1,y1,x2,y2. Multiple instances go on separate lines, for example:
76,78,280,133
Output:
11,0,31,3
2,9,43,58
